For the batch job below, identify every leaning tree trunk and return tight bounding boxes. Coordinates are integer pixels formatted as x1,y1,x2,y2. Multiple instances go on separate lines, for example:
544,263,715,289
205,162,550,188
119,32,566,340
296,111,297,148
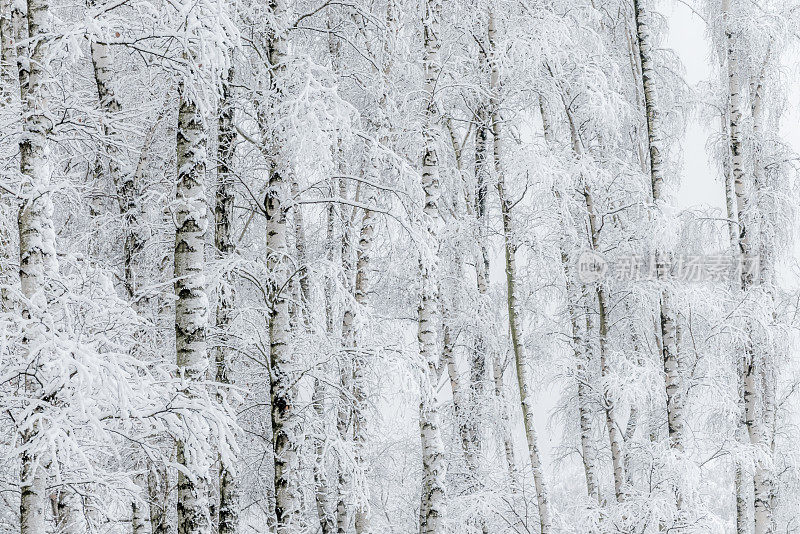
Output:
582,185,627,502
174,80,211,534
475,95,517,482
633,0,684,456
17,0,56,530
540,96,601,504
417,1,448,533
89,13,156,530
490,11,551,532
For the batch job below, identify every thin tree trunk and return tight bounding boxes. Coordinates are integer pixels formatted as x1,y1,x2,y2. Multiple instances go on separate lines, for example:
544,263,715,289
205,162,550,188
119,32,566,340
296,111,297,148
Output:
133,498,149,534
633,0,684,455
53,489,85,534
540,96,601,505
215,62,240,534
149,465,169,534
417,2,447,533
582,187,627,502
0,0,16,308
440,132,479,471
351,146,379,534
490,11,550,531
317,19,341,534
89,13,156,531
720,112,739,249
721,3,776,533
337,177,356,534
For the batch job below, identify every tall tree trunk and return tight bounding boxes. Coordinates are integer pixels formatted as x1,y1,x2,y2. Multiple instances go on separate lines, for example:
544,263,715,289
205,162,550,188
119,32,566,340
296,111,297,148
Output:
582,186,626,502
633,0,684,456
417,1,447,533
441,123,480,472
133,498,149,534
215,63,239,534
721,3,776,533
490,11,550,532
0,0,16,308
175,80,211,534
53,489,85,534
263,1,302,530
90,13,156,531
337,177,356,534
540,96,601,505
17,0,56,529
149,466,169,534
352,146,379,534
476,89,516,482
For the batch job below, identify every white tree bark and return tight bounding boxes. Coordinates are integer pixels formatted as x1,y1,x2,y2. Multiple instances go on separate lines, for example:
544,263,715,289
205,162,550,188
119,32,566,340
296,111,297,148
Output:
148,466,169,534
0,0,16,309
17,0,56,529
475,88,517,483
175,80,211,534
582,186,627,502
336,173,357,534
53,489,87,534
352,147,379,534
633,0,685,455
417,1,447,533
722,4,775,533
261,1,302,530
132,497,149,534
490,12,551,532
441,123,480,471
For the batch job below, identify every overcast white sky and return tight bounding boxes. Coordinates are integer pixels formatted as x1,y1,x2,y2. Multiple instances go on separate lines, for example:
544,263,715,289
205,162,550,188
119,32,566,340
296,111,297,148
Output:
666,0,800,212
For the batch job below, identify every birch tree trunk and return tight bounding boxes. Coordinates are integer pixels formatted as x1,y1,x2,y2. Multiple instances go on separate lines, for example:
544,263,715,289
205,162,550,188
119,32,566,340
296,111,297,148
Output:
489,11,550,532
721,3,776,532
132,499,149,534
418,1,447,532
540,97,601,504
175,80,211,534
215,63,239,534
337,177,356,534
148,466,169,534
751,64,777,534
89,16,157,531
582,186,627,502
441,123,480,472
262,2,302,530
314,183,336,534
475,83,517,482
633,0,684,455
17,0,56,529
0,0,16,308
352,147,379,534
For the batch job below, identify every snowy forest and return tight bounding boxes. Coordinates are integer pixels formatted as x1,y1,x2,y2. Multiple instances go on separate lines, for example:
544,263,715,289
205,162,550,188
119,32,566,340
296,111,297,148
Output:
2,0,800,532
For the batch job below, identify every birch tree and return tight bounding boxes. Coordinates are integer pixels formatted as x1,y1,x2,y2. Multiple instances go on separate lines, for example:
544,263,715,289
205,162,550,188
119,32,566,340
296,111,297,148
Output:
15,0,57,527
418,0,448,532
489,8,551,532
